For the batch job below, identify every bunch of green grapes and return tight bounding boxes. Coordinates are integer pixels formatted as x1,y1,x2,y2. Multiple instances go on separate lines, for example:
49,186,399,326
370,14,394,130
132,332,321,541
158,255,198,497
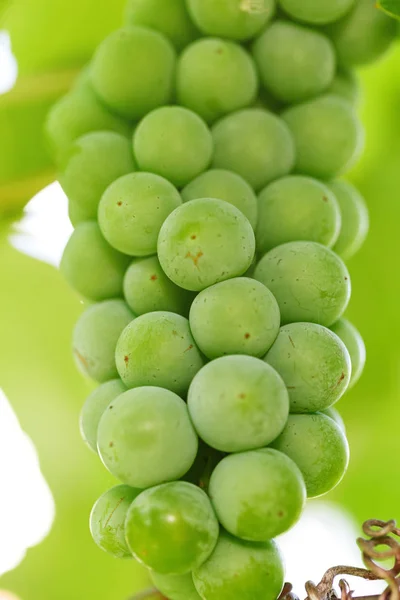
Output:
46,0,394,598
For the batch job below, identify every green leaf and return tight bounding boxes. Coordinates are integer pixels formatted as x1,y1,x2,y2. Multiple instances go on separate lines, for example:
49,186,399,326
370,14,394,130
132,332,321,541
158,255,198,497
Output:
377,0,400,19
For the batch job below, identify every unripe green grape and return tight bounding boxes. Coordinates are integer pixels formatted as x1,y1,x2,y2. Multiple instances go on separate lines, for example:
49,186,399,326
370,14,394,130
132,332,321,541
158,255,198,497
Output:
327,0,397,67
212,109,295,191
125,0,198,50
188,355,288,452
158,198,255,292
331,318,366,388
90,27,176,120
252,21,335,104
186,0,275,41
123,256,194,317
271,413,350,497
264,323,351,413
115,312,204,395
256,176,341,254
176,38,258,124
150,572,201,600
279,0,354,25
134,107,213,188
68,199,93,227
73,300,134,383
321,407,346,432
98,173,182,257
125,482,219,574
254,241,351,326
89,485,140,559
329,180,369,260
189,278,280,360
80,379,126,453
182,169,258,229
97,387,198,488
327,70,360,106
193,530,284,600
59,132,135,222
61,223,130,301
282,95,364,179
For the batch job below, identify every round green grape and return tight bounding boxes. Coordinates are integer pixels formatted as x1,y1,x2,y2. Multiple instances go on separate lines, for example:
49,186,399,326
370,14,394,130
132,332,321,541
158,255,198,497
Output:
59,131,135,222
271,413,350,497
150,572,201,600
329,180,369,260
188,355,288,452
254,241,351,326
68,199,93,227
133,106,213,188
327,0,397,67
282,95,364,179
123,256,194,317
264,322,351,413
181,169,258,229
89,484,140,558
193,530,284,600
90,27,176,120
189,278,280,359
115,312,204,395
80,379,126,453
97,387,198,488
158,198,255,292
98,172,181,256
125,0,198,50
256,176,341,254
73,300,134,382
212,108,295,191
331,318,366,388
61,222,130,300
176,38,258,124
321,407,346,432
279,0,354,24
186,0,275,41
125,482,219,574
252,20,335,104
327,70,360,105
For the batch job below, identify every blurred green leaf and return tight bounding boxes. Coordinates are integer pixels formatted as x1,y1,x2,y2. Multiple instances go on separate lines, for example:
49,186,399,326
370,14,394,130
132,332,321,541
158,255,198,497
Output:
377,0,400,19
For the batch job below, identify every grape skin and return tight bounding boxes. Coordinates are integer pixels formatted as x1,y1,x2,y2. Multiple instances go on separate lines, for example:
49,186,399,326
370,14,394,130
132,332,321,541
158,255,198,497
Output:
150,571,201,600
329,179,369,260
331,318,366,388
278,0,354,25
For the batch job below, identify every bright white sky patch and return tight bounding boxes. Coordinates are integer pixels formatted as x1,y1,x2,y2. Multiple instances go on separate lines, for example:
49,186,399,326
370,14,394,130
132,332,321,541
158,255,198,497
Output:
0,31,17,94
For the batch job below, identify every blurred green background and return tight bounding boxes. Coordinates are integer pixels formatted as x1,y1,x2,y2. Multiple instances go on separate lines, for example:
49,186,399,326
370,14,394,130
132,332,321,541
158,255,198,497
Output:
0,1,400,599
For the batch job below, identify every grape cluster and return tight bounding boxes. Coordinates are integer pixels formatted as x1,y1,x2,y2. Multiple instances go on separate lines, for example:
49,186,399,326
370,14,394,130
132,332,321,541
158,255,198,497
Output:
47,0,395,598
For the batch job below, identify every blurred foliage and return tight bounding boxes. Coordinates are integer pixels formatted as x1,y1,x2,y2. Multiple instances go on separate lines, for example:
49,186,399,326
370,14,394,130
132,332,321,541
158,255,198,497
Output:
378,1,400,19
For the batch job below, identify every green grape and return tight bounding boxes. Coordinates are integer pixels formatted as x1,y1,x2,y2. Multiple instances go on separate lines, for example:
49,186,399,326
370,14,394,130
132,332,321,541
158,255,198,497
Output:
150,572,201,600
125,482,219,574
89,485,140,559
327,0,397,67
189,278,280,360
256,176,341,254
186,0,275,41
123,256,194,317
193,530,284,600
115,312,204,395
61,223,130,301
59,131,135,222
188,355,288,452
133,106,213,188
68,198,94,227
176,38,258,124
254,241,351,326
98,173,182,256
97,387,198,488
125,0,198,50
209,449,305,541
80,379,126,453
73,300,134,383
327,70,360,105
90,27,176,120
158,198,255,292
264,322,351,413
271,413,350,497
252,21,335,104
331,318,366,388
279,0,354,24
321,407,346,432
282,95,364,179
181,169,258,229
329,180,369,260
211,109,295,191
45,84,131,162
